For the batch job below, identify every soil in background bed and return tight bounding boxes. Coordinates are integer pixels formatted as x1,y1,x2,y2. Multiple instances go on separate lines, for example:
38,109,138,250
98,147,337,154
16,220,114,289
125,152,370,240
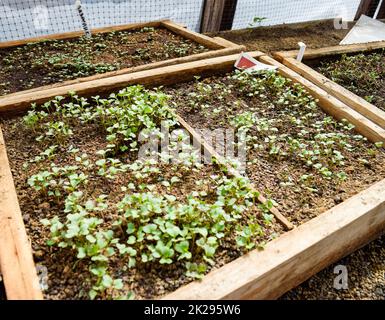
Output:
0,88,280,300
0,26,208,96
311,49,385,112
167,71,385,225
210,20,352,53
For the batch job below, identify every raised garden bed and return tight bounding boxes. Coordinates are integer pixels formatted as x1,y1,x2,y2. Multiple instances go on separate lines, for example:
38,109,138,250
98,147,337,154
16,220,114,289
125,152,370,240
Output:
167,68,385,225
0,20,243,98
1,87,282,300
274,42,385,130
1,52,385,300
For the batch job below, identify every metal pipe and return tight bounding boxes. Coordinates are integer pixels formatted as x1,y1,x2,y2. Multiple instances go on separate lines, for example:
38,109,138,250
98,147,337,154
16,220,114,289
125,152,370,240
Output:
374,0,384,19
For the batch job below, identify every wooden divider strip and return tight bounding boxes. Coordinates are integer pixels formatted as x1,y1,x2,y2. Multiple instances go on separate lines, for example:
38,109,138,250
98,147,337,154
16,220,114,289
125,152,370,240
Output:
274,41,385,61
259,55,385,144
160,20,224,50
213,36,242,48
0,127,43,300
282,57,385,129
1,19,228,52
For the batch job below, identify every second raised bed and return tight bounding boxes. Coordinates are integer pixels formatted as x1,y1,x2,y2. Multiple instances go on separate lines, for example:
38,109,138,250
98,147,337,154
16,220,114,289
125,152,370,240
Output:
0,19,243,98
274,41,385,130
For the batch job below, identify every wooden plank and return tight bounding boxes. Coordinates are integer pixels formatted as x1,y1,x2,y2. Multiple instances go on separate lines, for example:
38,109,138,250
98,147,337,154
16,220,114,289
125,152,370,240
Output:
0,21,163,49
282,57,385,129
177,116,294,231
0,127,43,300
0,51,265,115
273,51,295,62
259,55,385,144
164,178,385,300
355,0,375,20
213,36,241,48
201,0,226,33
274,41,385,60
1,45,244,99
220,0,239,31
167,21,188,29
160,20,224,50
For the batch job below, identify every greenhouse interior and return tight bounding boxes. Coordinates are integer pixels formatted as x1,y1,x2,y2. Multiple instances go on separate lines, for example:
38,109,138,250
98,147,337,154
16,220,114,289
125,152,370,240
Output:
1,0,385,307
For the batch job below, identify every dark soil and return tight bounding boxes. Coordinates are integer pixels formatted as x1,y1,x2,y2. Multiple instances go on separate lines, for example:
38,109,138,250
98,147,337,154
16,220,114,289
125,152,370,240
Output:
314,49,385,112
0,100,279,300
0,27,208,96
167,72,385,225
210,19,353,53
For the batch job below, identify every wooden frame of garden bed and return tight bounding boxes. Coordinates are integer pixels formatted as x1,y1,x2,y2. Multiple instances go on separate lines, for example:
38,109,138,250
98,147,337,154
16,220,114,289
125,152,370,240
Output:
274,41,385,130
0,19,244,99
1,52,385,300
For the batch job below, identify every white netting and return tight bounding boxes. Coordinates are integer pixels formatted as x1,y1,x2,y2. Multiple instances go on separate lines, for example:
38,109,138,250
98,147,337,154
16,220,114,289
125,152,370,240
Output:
0,0,381,42
232,0,362,29
0,0,205,42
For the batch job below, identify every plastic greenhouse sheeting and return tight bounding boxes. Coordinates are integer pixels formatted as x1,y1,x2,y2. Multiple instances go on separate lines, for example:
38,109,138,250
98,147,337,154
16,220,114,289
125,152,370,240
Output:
340,14,385,44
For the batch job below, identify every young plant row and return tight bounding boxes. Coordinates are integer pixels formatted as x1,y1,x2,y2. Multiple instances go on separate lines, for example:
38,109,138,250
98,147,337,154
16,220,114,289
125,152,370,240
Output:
23,85,274,300
0,27,207,95
171,70,383,196
318,50,385,112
